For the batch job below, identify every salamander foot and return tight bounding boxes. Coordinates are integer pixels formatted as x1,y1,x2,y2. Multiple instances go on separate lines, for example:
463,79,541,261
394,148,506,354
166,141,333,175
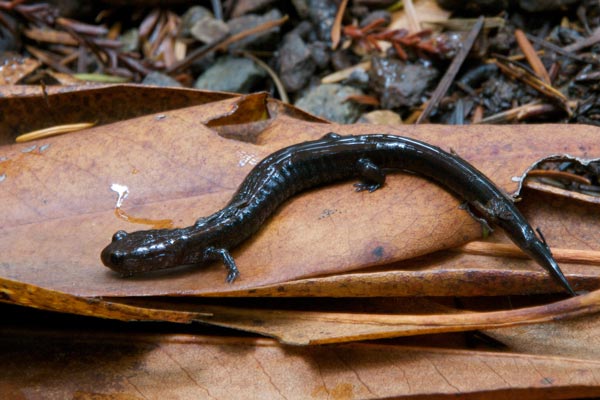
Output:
204,247,240,283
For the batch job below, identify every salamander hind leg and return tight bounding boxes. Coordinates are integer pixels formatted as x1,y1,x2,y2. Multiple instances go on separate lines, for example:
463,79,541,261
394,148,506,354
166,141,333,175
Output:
460,202,493,238
354,158,386,192
204,247,240,283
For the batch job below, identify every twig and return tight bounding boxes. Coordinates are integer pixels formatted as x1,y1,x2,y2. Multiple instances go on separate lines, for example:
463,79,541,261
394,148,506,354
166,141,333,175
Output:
424,17,505,31
344,94,380,106
457,241,600,266
168,14,288,74
216,14,289,52
117,53,152,75
56,17,108,36
471,104,484,123
73,73,129,83
331,0,349,50
139,8,160,38
515,29,550,84
527,169,592,185
166,33,231,74
25,45,72,74
524,179,600,202
15,122,96,142
211,0,223,21
525,32,598,65
493,56,572,115
416,15,484,124
563,26,600,52
59,49,79,66
321,61,371,84
239,50,289,103
23,27,77,45
476,101,560,124
403,0,420,33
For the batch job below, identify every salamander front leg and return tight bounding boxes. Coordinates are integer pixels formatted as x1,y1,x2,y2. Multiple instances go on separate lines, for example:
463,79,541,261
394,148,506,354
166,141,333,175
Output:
354,158,386,192
204,247,240,283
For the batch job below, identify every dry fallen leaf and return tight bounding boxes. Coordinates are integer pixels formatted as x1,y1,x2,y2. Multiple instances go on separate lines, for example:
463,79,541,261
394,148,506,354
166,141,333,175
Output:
0,277,210,323
1,86,599,299
0,84,236,142
3,272,600,346
2,85,600,397
390,0,451,32
0,56,41,85
157,290,600,345
1,325,600,399
485,312,600,361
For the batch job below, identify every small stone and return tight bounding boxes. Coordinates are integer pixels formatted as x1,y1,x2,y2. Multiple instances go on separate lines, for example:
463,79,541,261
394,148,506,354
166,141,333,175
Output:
308,41,330,69
480,76,532,112
190,16,230,43
278,33,316,92
358,110,403,125
489,25,514,53
119,28,139,53
307,0,337,42
346,68,370,89
548,26,585,46
289,20,313,40
434,31,468,60
291,0,309,18
142,72,182,87
295,84,364,123
227,9,283,50
180,6,214,37
369,57,439,108
331,49,360,71
194,56,266,93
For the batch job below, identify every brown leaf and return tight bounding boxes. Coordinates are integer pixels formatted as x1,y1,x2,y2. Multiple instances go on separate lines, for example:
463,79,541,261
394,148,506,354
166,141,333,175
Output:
171,289,600,345
2,325,600,399
0,277,209,322
217,165,600,297
1,86,599,299
0,84,237,143
485,312,600,361
0,57,41,85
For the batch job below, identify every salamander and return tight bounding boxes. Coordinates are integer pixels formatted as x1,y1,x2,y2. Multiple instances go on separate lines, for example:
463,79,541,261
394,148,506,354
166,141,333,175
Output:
101,133,576,296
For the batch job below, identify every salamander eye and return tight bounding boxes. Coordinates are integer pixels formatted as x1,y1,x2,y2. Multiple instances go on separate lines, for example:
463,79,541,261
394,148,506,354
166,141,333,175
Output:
113,230,128,241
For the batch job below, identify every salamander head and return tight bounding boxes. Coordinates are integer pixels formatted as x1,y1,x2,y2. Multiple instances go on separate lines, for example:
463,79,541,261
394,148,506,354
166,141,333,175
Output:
101,229,186,276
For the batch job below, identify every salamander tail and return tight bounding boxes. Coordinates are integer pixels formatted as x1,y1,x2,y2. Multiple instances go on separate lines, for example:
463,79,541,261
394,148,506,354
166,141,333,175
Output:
546,257,577,297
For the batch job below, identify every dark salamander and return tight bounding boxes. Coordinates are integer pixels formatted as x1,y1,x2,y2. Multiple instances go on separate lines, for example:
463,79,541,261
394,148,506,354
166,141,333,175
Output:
101,133,576,296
